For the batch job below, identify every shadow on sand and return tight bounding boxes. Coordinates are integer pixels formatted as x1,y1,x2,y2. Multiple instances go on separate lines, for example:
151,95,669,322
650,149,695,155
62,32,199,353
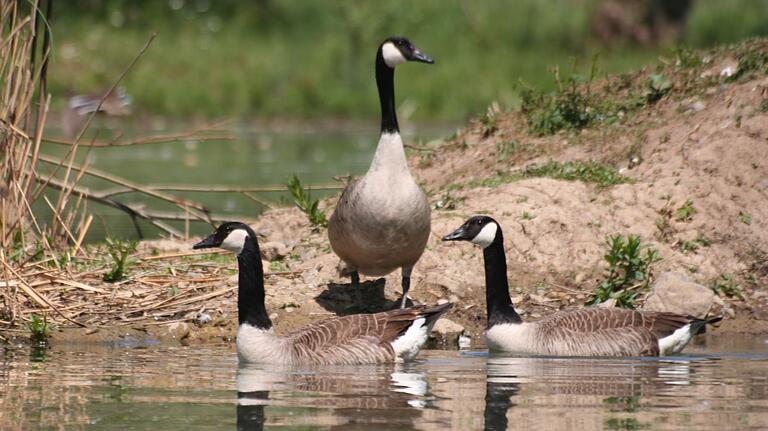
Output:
315,278,407,315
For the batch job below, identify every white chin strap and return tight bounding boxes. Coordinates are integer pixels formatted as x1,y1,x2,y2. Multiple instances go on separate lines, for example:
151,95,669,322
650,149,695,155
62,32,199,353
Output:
220,229,248,254
471,223,498,249
382,42,407,67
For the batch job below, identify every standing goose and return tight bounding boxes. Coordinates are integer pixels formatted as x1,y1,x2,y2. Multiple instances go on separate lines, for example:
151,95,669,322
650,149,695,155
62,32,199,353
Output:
194,222,451,365
442,216,721,357
328,37,434,308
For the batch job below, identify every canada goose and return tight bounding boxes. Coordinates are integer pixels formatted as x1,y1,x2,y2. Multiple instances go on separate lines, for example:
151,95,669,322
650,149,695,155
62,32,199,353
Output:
328,37,434,309
442,216,721,357
193,222,452,365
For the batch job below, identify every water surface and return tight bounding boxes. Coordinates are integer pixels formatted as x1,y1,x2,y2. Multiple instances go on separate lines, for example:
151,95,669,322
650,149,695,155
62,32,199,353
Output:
39,124,451,242
2,335,768,430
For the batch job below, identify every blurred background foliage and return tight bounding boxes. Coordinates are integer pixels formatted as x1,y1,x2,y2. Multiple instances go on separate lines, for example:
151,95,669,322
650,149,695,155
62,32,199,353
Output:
49,0,768,123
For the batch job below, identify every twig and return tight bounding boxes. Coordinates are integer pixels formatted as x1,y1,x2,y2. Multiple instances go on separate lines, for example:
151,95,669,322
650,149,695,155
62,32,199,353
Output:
40,176,183,238
42,128,234,147
140,249,227,261
36,153,211,220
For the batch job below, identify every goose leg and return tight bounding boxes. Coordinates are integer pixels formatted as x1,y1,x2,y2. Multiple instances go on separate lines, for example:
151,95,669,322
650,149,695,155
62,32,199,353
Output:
350,271,364,311
400,267,413,309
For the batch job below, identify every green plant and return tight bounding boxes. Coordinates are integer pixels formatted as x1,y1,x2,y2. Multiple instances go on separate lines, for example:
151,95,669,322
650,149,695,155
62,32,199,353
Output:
287,174,327,228
675,199,697,221
604,396,641,413
433,192,464,210
673,47,704,69
605,417,647,431
679,240,699,253
694,233,712,246
27,314,51,342
738,212,752,225
759,99,768,113
103,238,139,282
644,73,673,103
521,75,596,135
588,234,661,309
521,211,536,220
711,275,744,300
495,140,518,162
269,260,288,273
479,103,500,137
726,51,768,82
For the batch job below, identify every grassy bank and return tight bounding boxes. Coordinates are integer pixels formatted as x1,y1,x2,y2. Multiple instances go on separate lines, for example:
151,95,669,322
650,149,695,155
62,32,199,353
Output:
48,0,768,122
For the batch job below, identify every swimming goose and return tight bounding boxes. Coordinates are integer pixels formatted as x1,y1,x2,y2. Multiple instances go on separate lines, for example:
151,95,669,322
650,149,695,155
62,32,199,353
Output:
328,37,434,309
193,222,452,365
442,216,721,357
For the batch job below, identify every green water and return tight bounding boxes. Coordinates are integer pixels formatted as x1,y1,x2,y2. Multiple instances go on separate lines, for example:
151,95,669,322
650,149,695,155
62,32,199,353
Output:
38,123,452,242
2,336,768,430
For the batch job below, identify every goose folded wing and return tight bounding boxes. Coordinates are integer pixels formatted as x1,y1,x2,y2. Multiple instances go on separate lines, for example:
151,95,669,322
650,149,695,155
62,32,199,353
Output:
539,308,690,338
537,324,660,357
287,310,421,365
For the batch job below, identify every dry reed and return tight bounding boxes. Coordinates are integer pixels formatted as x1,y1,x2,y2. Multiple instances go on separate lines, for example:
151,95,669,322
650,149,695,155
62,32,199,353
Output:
0,1,243,333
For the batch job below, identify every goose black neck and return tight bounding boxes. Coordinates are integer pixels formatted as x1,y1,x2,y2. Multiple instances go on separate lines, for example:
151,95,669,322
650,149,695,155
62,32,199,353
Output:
482,229,522,327
237,233,272,330
375,48,399,134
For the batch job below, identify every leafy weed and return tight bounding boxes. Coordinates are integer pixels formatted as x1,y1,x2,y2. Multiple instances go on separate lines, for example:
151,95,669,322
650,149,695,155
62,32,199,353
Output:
588,234,661,309
287,174,327,228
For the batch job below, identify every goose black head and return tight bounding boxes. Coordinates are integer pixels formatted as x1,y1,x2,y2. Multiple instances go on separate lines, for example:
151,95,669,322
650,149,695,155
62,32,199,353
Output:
379,36,434,68
193,221,254,255
442,216,500,249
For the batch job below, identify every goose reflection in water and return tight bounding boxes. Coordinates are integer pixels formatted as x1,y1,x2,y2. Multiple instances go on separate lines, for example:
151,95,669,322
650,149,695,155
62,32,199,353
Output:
236,364,431,430
482,355,700,430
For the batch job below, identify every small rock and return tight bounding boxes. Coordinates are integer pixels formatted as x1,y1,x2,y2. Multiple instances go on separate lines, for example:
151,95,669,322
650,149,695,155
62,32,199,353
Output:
260,241,292,261
196,313,212,324
597,298,617,308
458,335,472,349
429,318,465,347
166,322,190,340
643,271,715,318
302,269,320,289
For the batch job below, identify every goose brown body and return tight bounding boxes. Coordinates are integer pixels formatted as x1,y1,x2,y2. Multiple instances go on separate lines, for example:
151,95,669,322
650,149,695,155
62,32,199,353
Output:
487,308,699,357
276,304,451,365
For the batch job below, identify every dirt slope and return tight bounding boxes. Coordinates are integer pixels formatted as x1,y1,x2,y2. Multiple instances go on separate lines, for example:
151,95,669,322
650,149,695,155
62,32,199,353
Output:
245,39,768,342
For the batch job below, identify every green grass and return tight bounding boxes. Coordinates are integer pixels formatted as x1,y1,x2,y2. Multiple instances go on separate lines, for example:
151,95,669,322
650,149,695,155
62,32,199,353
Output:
450,160,627,191
686,0,768,46
45,0,673,121
523,160,627,187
